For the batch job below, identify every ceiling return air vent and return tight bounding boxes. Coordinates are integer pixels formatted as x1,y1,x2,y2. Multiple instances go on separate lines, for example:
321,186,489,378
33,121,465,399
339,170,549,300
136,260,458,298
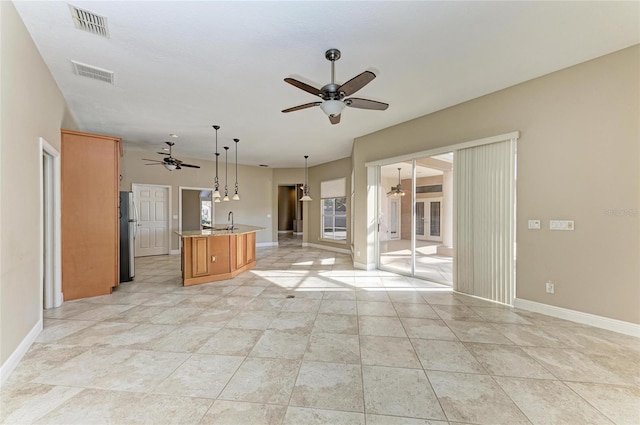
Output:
71,61,114,84
69,4,109,38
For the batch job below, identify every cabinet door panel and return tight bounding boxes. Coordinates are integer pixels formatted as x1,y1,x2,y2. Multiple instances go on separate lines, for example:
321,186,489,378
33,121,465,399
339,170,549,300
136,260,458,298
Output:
209,236,231,275
191,237,209,277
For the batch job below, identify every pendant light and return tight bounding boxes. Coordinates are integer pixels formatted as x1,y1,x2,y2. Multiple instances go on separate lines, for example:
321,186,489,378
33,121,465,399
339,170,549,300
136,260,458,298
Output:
212,125,221,200
223,146,230,202
232,138,240,201
301,155,312,201
387,167,406,197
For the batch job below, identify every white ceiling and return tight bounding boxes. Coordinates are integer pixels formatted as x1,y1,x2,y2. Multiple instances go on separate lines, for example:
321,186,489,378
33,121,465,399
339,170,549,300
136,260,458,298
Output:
14,1,639,168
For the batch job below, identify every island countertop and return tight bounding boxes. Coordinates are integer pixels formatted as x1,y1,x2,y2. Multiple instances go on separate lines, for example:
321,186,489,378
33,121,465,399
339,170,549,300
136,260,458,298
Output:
175,224,265,238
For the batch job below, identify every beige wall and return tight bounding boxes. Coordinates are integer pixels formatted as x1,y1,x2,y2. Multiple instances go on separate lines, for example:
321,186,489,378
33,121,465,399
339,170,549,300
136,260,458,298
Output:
307,157,352,250
353,45,640,324
120,150,275,248
181,189,202,231
0,2,78,366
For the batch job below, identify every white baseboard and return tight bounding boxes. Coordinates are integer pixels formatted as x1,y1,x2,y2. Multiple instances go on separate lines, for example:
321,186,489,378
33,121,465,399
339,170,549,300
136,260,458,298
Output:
169,249,180,255
0,319,42,386
353,262,376,271
514,298,640,338
257,242,278,248
277,230,292,234
293,232,303,236
302,242,351,255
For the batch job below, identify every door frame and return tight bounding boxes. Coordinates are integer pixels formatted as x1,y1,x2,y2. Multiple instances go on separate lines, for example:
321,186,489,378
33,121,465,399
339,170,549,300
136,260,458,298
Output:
40,137,62,309
416,198,443,242
131,183,172,256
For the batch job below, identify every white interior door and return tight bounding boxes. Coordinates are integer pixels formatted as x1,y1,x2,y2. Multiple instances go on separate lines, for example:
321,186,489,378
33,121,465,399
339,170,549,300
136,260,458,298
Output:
427,198,443,242
416,199,443,242
415,200,427,240
134,184,170,257
388,198,400,240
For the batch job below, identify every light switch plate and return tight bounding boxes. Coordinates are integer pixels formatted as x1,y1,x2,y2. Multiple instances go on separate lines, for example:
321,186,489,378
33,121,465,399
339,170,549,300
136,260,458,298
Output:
550,220,574,230
528,220,541,229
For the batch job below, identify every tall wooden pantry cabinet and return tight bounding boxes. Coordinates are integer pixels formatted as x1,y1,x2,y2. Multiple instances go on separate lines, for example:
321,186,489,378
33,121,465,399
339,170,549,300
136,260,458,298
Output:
61,130,122,300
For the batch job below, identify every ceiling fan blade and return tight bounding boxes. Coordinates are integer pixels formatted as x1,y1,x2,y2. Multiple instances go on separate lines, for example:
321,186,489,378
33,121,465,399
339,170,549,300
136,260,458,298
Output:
143,158,164,163
338,71,376,96
284,78,322,96
345,97,389,111
329,114,341,125
282,102,322,113
156,152,170,155
179,163,200,168
144,163,164,166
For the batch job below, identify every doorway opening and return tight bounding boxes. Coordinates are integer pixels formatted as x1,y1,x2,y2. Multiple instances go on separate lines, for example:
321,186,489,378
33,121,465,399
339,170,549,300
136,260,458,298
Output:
41,138,62,309
179,186,214,231
277,184,303,235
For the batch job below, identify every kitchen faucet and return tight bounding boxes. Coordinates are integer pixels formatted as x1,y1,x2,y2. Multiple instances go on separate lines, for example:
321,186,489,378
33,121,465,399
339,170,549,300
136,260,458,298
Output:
228,211,234,230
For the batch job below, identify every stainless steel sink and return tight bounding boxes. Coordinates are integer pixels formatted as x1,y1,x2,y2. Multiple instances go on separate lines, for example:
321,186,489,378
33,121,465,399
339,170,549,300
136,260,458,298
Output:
212,226,237,231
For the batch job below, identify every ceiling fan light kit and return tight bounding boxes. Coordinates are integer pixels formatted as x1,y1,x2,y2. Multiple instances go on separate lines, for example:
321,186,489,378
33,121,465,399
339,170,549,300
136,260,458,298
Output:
282,48,389,125
320,99,345,117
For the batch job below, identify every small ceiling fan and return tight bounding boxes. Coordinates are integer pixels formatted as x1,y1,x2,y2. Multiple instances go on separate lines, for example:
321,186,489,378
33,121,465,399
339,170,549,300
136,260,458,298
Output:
143,141,200,171
387,168,406,197
282,48,389,125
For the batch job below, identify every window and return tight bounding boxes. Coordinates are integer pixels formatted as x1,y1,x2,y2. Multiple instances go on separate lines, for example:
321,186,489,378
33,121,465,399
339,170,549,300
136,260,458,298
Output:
321,178,347,241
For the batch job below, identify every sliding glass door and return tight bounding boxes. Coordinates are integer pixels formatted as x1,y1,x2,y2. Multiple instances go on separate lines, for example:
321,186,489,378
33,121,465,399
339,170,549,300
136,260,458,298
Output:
377,153,454,285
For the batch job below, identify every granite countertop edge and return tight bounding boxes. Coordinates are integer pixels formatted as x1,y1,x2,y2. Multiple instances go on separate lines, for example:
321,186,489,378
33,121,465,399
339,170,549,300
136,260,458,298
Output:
175,224,265,238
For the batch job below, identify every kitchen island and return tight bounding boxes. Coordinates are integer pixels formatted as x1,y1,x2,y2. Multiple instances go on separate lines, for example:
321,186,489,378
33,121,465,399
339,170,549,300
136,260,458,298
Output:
176,224,264,286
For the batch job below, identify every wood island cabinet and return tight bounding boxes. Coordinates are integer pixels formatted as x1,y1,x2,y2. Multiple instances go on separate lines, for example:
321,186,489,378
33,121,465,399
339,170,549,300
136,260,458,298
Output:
61,129,122,300
179,228,260,286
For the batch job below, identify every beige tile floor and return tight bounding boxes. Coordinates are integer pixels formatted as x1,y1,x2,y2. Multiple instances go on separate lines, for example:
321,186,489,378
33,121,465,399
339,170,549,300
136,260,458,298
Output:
2,238,640,425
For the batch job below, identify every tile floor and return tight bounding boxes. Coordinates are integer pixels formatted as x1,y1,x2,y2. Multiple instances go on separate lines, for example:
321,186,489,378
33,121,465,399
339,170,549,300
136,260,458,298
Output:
2,238,639,425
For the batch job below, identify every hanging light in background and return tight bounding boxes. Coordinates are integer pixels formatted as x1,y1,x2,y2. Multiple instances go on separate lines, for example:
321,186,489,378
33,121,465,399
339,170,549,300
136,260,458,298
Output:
232,138,240,201
212,125,221,201
387,167,406,197
223,146,230,202
301,155,312,201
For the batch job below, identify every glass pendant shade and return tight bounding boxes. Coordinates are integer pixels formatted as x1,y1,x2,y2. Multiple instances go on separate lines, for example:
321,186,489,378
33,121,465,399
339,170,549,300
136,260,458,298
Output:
232,194,240,201
163,163,177,171
214,197,221,203
320,99,345,116
223,195,230,202
212,190,220,198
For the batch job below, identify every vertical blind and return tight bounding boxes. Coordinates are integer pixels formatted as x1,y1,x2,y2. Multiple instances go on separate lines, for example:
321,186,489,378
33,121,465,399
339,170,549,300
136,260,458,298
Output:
454,138,517,305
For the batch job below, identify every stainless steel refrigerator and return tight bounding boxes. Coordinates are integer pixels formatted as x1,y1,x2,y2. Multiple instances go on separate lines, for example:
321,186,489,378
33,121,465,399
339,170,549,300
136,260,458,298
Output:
119,191,137,282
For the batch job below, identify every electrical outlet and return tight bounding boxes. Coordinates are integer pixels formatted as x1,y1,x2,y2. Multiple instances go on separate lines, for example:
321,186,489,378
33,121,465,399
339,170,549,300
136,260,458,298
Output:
546,281,554,294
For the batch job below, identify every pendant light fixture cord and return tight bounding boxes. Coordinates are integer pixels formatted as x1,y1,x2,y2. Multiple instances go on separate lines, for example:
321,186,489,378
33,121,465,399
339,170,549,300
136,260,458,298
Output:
224,146,229,200
234,139,239,199
213,125,220,194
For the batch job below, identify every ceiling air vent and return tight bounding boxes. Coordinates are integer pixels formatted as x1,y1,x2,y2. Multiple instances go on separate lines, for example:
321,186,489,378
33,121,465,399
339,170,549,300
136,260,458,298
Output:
71,61,114,84
69,4,109,38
